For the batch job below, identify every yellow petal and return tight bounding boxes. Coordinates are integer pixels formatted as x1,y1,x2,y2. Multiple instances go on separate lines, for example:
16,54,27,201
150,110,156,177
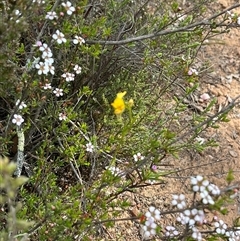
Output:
116,91,127,99
111,98,125,115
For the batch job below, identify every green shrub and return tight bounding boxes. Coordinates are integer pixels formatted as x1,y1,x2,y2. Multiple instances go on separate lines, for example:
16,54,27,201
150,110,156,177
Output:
1,0,240,240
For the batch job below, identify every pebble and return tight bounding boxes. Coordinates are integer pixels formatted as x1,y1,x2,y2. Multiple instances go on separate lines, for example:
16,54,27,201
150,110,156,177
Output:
229,150,238,158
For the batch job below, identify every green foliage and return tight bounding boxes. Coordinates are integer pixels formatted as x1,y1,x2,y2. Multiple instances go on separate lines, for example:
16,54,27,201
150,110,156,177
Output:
226,170,235,184
0,157,33,241
206,236,220,241
0,0,239,240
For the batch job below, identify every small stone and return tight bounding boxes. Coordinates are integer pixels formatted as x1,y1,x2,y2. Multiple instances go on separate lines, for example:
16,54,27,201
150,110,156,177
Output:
229,150,238,158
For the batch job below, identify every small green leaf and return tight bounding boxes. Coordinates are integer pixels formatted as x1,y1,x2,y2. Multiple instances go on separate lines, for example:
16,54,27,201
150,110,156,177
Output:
226,170,234,184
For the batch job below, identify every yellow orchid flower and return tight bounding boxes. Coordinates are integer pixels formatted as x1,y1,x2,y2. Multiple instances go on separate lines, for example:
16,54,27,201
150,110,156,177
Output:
111,91,127,115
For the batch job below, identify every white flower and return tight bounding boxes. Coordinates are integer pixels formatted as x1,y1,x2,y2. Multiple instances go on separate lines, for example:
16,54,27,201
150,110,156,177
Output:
86,142,94,153
237,16,240,25
190,176,209,193
73,35,85,45
107,166,121,176
11,10,22,23
12,114,24,126
15,10,21,16
146,179,155,185
226,11,234,19
35,41,42,47
188,67,198,76
195,137,205,145
16,99,27,110
39,43,53,58
183,209,195,226
234,227,240,240
200,189,214,205
45,11,58,20
61,72,75,82
42,51,53,60
226,230,236,241
145,217,157,229
43,56,54,65
182,209,205,226
208,183,220,196
53,88,63,97
133,152,144,162
165,226,179,237
141,216,157,240
194,209,205,224
59,113,67,121
52,30,67,44
140,225,151,239
32,0,45,4
191,227,202,241
177,213,188,225
35,62,48,75
62,1,75,15
215,220,227,235
43,83,52,90
172,194,186,209
145,206,161,221
48,65,55,75
36,41,49,52
74,64,82,74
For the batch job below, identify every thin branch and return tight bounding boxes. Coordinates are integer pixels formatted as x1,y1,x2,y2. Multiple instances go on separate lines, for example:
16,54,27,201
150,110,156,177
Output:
54,129,84,186
85,3,240,45
171,95,240,145
27,217,47,235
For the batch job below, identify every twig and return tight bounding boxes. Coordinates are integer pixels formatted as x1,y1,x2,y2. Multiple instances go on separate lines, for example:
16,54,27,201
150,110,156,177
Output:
27,217,47,235
54,130,84,186
171,95,240,145
68,119,124,163
85,4,240,45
